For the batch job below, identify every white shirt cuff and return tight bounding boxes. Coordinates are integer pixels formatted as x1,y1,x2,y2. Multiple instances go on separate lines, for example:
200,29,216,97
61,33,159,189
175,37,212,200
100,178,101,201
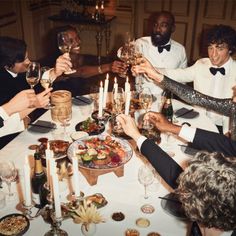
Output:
0,107,10,120
179,125,197,142
136,135,147,150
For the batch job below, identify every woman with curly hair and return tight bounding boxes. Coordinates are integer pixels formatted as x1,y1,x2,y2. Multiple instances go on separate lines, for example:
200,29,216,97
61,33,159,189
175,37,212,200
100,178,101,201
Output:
117,114,236,236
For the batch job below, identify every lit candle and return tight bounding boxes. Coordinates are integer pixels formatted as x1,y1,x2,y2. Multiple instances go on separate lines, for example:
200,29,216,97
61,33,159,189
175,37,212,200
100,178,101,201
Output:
124,91,131,115
98,81,103,117
45,143,52,189
103,73,109,108
72,156,80,196
125,76,130,94
50,159,62,218
23,156,31,206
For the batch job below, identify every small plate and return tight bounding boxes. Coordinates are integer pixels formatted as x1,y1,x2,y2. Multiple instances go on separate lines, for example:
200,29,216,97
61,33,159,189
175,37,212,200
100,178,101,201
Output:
175,108,199,119
160,193,187,220
0,213,30,236
70,131,89,141
73,96,93,106
75,120,105,135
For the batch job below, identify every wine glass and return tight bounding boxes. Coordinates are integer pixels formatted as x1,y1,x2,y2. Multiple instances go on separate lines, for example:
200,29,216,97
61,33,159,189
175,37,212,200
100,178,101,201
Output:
138,165,154,199
26,62,40,89
57,31,75,74
112,87,125,134
139,87,153,130
0,161,17,198
57,106,72,139
40,66,55,109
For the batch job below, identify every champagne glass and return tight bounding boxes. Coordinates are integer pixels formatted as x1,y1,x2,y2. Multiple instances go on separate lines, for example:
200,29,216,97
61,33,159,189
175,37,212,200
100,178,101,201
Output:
113,87,125,114
57,107,72,139
112,87,125,133
40,66,55,109
138,165,154,199
57,31,75,74
139,87,153,130
0,161,17,198
26,62,40,89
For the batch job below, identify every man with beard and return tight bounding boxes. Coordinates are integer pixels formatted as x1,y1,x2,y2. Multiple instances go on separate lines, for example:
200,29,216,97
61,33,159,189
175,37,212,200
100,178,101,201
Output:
134,11,187,94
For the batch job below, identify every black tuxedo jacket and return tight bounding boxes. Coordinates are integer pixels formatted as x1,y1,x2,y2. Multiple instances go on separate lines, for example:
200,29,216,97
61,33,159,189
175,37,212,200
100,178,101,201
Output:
0,68,29,106
140,128,236,190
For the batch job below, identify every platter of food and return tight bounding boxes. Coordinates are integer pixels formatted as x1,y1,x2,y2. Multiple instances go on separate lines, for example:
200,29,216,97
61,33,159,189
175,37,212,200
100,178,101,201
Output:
67,135,133,170
75,118,105,135
0,213,29,236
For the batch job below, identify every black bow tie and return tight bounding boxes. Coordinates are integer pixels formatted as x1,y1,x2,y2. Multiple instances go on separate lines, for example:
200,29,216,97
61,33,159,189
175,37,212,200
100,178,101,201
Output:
209,67,225,75
157,44,171,53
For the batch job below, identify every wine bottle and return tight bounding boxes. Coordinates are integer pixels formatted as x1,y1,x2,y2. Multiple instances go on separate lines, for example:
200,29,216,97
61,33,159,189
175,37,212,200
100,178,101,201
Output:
31,151,47,208
161,91,173,122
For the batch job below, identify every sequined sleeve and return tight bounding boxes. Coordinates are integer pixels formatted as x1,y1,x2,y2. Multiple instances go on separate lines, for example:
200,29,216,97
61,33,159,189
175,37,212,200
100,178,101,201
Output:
160,75,233,116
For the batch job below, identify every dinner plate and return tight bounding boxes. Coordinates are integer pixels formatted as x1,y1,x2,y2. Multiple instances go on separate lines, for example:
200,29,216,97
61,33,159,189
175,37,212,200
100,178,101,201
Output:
160,193,187,220
180,145,200,157
75,120,105,135
175,108,199,119
0,213,30,236
67,134,133,170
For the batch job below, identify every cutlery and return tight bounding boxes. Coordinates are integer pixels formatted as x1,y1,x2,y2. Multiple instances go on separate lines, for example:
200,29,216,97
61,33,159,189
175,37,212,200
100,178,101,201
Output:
158,196,182,204
176,108,194,118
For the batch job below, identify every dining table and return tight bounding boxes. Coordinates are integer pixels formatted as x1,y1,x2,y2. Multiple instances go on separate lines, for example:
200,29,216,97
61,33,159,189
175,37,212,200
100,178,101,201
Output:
0,95,232,236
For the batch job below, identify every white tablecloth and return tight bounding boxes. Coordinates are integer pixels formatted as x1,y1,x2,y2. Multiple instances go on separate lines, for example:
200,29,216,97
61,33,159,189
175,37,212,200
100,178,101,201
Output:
0,98,231,236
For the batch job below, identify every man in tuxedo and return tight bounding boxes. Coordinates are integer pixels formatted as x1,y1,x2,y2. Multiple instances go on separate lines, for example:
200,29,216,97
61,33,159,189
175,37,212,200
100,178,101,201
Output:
159,25,236,134
134,11,187,94
117,113,236,236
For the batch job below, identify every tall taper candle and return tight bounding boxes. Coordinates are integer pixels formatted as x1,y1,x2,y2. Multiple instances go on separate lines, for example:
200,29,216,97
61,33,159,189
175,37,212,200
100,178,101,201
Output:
103,73,109,108
98,81,103,117
124,91,131,115
23,156,31,206
125,76,130,94
72,156,80,196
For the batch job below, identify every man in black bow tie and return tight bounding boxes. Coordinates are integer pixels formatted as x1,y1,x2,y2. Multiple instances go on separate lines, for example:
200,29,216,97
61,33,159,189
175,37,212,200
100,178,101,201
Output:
157,24,236,134
134,11,187,95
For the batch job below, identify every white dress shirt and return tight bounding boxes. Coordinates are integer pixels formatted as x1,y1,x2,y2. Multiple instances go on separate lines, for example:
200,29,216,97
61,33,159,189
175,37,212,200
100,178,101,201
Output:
135,37,187,95
0,107,24,137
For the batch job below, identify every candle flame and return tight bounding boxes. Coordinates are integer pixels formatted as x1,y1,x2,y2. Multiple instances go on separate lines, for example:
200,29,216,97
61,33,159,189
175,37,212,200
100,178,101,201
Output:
106,73,109,80
126,76,129,82
100,81,103,87
114,77,117,83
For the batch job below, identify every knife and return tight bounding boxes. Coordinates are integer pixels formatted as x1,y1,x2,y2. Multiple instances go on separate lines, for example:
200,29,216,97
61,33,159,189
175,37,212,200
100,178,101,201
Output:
176,108,194,118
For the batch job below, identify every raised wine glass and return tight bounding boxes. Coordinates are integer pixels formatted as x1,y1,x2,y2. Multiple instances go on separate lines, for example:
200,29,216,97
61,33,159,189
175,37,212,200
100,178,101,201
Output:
26,62,40,89
139,87,153,130
138,165,154,199
0,161,17,199
57,31,76,74
112,87,125,134
40,66,55,109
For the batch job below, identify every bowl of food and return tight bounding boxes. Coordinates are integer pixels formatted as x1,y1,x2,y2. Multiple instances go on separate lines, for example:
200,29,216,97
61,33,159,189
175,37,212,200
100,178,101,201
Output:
75,118,105,135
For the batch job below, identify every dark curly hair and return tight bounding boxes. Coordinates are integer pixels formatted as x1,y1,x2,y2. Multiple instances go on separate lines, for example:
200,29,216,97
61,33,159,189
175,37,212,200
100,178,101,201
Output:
177,152,236,231
206,24,236,54
0,36,27,69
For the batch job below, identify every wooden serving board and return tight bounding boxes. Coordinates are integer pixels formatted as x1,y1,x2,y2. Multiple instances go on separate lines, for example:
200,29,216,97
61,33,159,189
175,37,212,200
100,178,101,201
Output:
79,165,124,185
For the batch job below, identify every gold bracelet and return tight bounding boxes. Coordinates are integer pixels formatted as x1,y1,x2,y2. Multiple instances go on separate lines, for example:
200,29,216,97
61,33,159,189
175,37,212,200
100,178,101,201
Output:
98,65,103,74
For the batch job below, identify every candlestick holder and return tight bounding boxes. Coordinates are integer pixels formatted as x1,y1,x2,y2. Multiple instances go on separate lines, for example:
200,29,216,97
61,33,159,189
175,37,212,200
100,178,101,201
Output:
44,215,68,236
91,110,111,124
22,201,42,220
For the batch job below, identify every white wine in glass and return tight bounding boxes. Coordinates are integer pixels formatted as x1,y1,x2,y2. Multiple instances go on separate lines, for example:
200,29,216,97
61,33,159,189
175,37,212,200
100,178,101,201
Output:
26,62,40,89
